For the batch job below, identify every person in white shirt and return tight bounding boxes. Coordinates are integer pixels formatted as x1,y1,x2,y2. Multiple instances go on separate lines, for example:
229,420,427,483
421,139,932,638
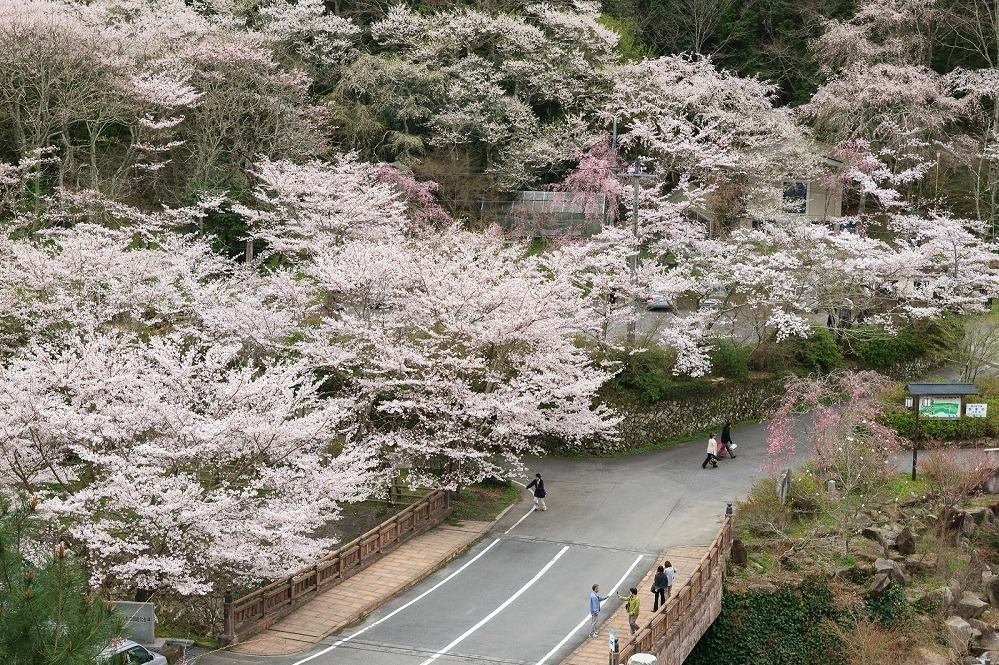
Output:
701,433,719,469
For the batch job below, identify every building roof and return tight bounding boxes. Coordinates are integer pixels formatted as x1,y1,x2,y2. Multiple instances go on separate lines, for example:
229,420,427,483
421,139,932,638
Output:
905,382,979,396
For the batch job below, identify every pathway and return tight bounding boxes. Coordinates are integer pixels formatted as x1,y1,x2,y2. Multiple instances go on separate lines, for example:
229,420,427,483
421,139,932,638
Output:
200,417,813,665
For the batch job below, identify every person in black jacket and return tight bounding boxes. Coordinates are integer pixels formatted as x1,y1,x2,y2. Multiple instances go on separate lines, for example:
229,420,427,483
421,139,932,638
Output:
525,473,547,511
719,422,737,458
651,565,668,611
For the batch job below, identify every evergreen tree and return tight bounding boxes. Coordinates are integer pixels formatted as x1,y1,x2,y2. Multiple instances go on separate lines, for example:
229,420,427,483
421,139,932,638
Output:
0,495,122,665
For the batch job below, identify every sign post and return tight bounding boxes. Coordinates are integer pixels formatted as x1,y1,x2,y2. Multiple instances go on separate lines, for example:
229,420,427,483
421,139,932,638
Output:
906,382,979,481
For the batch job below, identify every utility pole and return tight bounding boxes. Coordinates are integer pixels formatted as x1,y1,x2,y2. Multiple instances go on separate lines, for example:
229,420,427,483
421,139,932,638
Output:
617,159,656,345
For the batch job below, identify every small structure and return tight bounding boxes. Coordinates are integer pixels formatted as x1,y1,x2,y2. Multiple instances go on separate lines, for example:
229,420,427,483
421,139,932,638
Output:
481,191,607,239
905,382,979,480
112,601,157,645
777,468,792,505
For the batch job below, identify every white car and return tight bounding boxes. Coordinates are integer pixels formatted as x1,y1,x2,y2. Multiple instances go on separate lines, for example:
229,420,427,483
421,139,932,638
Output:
99,639,168,665
645,293,675,311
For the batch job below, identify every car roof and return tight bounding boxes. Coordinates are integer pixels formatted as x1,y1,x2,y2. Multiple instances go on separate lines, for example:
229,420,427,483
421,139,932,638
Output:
100,638,143,655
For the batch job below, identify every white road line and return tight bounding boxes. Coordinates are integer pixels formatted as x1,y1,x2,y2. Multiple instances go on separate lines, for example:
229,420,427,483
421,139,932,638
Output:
504,506,535,534
511,479,527,488
533,553,646,665
288,538,503,665
417,545,571,665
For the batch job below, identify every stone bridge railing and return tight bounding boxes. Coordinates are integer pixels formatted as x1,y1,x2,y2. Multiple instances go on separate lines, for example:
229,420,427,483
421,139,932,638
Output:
614,514,733,665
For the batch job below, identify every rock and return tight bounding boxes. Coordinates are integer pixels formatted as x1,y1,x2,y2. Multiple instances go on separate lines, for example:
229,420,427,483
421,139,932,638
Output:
963,513,978,537
747,582,776,592
896,527,917,555
951,579,965,599
861,527,889,554
907,589,928,605
901,495,921,508
906,553,940,576
833,566,856,583
931,586,955,616
959,657,982,665
986,575,999,607
869,571,894,599
947,616,974,655
911,520,928,534
874,557,909,586
912,646,951,665
968,507,988,523
731,538,748,566
955,592,989,621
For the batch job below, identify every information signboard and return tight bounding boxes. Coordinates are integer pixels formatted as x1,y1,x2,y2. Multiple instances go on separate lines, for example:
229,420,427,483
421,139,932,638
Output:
919,397,962,419
967,403,988,418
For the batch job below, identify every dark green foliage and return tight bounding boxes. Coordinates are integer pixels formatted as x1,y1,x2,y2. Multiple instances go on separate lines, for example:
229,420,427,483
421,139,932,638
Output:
709,338,751,379
605,346,717,403
852,317,963,368
685,578,845,665
786,328,843,372
0,496,122,665
865,585,911,629
881,398,999,441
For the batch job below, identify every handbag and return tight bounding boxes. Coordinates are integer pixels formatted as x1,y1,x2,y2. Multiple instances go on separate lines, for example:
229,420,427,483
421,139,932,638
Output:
730,443,737,450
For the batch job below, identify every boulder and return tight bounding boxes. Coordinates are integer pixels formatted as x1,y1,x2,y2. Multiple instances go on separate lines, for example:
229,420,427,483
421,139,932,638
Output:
869,572,893,598
906,553,940,576
912,647,951,665
895,527,917,555
833,566,857,583
861,527,889,554
874,557,908,586
986,575,999,607
968,507,989,523
730,538,748,566
951,579,965,599
929,586,955,616
955,592,990,621
946,616,974,655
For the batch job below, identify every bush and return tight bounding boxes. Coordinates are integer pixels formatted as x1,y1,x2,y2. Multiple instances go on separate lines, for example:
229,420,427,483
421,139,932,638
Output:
709,338,751,379
736,476,794,537
853,317,963,369
606,347,716,403
865,585,911,629
788,327,843,372
881,398,999,441
788,468,823,517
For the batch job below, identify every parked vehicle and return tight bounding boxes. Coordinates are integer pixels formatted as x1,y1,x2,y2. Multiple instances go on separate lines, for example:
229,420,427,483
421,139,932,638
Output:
99,639,168,665
645,293,675,311
702,286,730,309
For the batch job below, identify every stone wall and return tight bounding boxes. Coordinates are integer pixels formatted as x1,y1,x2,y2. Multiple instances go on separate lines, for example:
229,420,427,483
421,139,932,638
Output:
652,566,723,665
561,378,785,455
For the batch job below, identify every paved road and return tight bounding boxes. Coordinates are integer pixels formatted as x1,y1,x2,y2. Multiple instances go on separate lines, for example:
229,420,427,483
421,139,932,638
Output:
202,419,813,665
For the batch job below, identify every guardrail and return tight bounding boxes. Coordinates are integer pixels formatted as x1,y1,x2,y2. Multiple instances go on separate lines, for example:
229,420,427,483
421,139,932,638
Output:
615,514,734,663
221,489,451,645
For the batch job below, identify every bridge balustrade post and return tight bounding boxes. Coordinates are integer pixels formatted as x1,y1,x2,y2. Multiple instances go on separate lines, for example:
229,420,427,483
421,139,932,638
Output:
222,588,235,645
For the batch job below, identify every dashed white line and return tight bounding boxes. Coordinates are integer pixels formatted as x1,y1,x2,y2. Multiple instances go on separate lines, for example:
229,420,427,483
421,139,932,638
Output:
288,538,503,665
416,545,571,665
533,553,646,665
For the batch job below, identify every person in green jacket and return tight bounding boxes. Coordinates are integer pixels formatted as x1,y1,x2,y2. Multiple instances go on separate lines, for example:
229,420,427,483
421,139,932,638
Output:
618,587,640,636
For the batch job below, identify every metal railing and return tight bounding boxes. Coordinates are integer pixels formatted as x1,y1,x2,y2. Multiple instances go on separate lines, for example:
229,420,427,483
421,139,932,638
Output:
615,515,734,663
221,489,451,645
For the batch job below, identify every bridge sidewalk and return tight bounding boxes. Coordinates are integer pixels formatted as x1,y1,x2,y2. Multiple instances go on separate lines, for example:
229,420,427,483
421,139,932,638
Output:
229,520,491,657
561,546,709,665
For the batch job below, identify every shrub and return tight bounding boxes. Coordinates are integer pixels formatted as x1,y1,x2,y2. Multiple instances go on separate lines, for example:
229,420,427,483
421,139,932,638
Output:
736,476,794,537
881,398,999,441
852,317,963,369
865,584,911,629
709,338,751,379
787,327,843,372
788,468,823,517
605,347,717,403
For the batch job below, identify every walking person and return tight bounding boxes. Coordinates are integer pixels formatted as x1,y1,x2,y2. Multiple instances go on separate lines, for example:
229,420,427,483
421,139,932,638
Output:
719,422,737,458
662,561,677,599
651,565,668,611
525,472,547,511
618,587,641,636
589,584,607,637
702,433,719,469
